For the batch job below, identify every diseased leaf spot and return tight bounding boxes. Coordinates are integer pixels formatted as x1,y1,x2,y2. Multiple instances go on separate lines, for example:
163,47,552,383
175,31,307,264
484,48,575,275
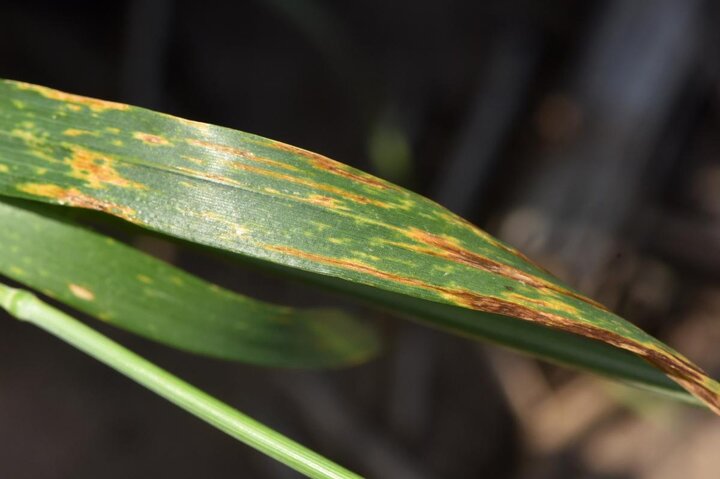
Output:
9,266,25,276
439,210,554,274
13,81,129,112
69,283,95,301
270,140,398,190
182,156,204,165
17,183,137,222
184,142,404,209
63,129,96,137
133,132,171,146
10,129,41,144
66,146,146,190
402,228,607,312
307,194,345,209
262,243,720,413
187,139,298,171
174,166,244,189
229,160,395,209
175,116,212,132
137,274,153,284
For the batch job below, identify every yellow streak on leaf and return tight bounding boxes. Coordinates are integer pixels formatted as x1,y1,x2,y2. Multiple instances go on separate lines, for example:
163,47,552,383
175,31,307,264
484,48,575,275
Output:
14,82,129,112
17,183,137,222
187,138,298,171
66,146,146,190
269,139,397,190
9,266,25,276
69,283,95,301
309,221,331,232
182,156,204,165
133,132,171,146
64,129,97,137
501,292,579,316
307,194,346,210
328,238,349,245
10,129,40,143
400,227,608,311
9,128,60,164
228,159,395,209
436,209,553,273
137,274,153,284
175,116,212,132
19,183,67,197
351,251,381,261
0,164,8,173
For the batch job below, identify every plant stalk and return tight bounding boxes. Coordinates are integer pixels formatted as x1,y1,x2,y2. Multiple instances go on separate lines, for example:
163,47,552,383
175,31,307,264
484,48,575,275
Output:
0,282,361,479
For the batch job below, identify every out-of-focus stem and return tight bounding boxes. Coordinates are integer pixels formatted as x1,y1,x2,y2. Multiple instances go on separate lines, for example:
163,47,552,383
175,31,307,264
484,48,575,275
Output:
0,282,361,479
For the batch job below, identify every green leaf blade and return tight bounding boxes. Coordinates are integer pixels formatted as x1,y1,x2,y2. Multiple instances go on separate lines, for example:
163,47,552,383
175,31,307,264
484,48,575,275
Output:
0,198,379,367
1,79,718,413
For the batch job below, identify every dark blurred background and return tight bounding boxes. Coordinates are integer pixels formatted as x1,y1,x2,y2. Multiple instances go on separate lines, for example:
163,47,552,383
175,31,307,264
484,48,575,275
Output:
2,1,720,478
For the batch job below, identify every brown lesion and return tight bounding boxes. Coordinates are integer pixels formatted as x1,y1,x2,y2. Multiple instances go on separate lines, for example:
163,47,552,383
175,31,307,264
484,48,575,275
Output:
307,194,346,209
133,132,171,146
241,163,392,208
261,242,720,414
672,377,720,415
188,139,298,171
444,211,557,275
17,183,137,222
189,154,396,209
262,245,431,290
403,228,609,311
269,140,401,191
445,288,719,411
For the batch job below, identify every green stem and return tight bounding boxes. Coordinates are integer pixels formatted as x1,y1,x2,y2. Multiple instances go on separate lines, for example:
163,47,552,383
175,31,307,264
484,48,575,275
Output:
0,282,361,479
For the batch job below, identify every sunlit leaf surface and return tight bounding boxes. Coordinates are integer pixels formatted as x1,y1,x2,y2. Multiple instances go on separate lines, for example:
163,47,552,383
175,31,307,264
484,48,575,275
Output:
0,79,718,413
0,198,379,367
